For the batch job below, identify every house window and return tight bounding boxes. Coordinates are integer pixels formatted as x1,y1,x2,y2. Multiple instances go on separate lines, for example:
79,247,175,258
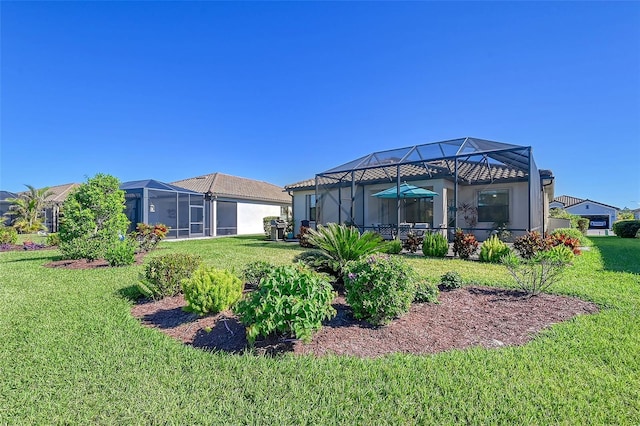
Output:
478,189,509,223
306,194,316,221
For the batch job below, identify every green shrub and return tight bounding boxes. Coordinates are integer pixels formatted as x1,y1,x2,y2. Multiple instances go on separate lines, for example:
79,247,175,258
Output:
293,249,335,276
612,220,640,238
344,254,417,326
137,253,202,300
550,228,590,246
0,226,18,244
104,239,137,267
414,279,440,303
236,265,336,345
59,173,130,260
182,266,244,315
45,233,61,247
577,218,589,234
422,232,449,257
636,228,640,239
479,235,511,263
513,231,549,259
452,229,479,259
440,271,463,290
263,216,279,238
59,237,104,261
242,260,275,288
381,239,402,255
501,246,573,296
306,223,383,280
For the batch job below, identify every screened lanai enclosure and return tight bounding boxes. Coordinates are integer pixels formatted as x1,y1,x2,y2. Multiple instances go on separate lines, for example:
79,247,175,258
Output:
121,180,208,239
302,137,552,241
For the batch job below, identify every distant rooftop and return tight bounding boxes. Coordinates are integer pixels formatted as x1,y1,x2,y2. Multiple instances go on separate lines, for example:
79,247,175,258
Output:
172,172,291,204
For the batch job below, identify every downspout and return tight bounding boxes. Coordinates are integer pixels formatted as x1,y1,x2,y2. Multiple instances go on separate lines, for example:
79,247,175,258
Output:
314,175,319,229
528,148,532,231
396,165,401,231
351,170,355,226
454,158,458,231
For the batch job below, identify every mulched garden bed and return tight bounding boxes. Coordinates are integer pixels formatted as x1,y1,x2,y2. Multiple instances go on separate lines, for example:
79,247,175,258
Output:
131,286,598,358
44,252,147,269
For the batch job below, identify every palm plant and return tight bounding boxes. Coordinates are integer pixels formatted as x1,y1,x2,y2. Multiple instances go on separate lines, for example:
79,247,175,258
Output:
6,185,53,233
306,223,383,280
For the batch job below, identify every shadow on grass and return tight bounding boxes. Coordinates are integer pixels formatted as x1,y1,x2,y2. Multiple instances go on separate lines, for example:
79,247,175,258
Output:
117,285,143,302
590,237,640,274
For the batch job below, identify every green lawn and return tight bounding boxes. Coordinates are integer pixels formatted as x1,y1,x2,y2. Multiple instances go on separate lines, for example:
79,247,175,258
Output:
1,235,639,424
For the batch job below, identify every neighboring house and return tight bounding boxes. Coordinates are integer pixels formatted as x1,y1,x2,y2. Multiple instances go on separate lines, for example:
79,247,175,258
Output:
41,183,82,232
171,172,291,237
550,195,619,230
285,137,555,241
633,208,640,220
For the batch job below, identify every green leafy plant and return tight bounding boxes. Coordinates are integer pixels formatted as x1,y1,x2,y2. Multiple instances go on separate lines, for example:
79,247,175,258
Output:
381,239,402,255
479,235,511,263
137,253,202,300
439,271,463,290
343,254,418,326
0,225,18,244
422,232,449,257
402,232,423,253
414,279,440,303
104,239,137,267
182,266,244,315
513,231,550,259
235,264,336,345
612,220,640,238
576,218,589,234
452,229,479,259
549,207,583,229
501,246,573,296
242,260,275,288
58,174,130,260
45,233,61,247
306,223,383,280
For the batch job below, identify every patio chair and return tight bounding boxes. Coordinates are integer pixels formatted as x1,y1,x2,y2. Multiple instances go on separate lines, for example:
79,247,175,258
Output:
397,223,412,240
377,224,395,240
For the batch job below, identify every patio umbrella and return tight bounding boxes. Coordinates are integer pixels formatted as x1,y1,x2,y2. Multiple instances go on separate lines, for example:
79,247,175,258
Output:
372,182,438,199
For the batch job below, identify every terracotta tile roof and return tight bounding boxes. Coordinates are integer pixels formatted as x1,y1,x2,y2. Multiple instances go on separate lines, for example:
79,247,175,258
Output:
285,160,527,191
172,173,291,204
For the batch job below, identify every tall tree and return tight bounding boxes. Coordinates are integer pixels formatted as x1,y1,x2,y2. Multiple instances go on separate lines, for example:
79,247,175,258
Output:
6,185,53,233
59,173,130,260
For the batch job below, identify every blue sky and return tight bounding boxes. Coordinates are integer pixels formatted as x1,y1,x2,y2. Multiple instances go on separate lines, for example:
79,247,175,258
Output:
1,1,639,209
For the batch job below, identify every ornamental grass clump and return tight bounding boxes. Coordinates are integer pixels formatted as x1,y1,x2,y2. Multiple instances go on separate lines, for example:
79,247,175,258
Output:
344,254,418,326
235,264,336,345
182,266,244,315
306,223,383,280
422,232,449,257
501,245,573,296
479,235,511,263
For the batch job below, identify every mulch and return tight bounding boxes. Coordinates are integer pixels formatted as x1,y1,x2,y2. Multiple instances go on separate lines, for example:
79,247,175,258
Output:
44,252,147,269
131,286,598,358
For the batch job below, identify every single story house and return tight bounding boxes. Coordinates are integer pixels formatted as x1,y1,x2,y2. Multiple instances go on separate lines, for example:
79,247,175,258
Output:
550,195,619,230
171,172,291,237
633,208,640,220
285,137,555,241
